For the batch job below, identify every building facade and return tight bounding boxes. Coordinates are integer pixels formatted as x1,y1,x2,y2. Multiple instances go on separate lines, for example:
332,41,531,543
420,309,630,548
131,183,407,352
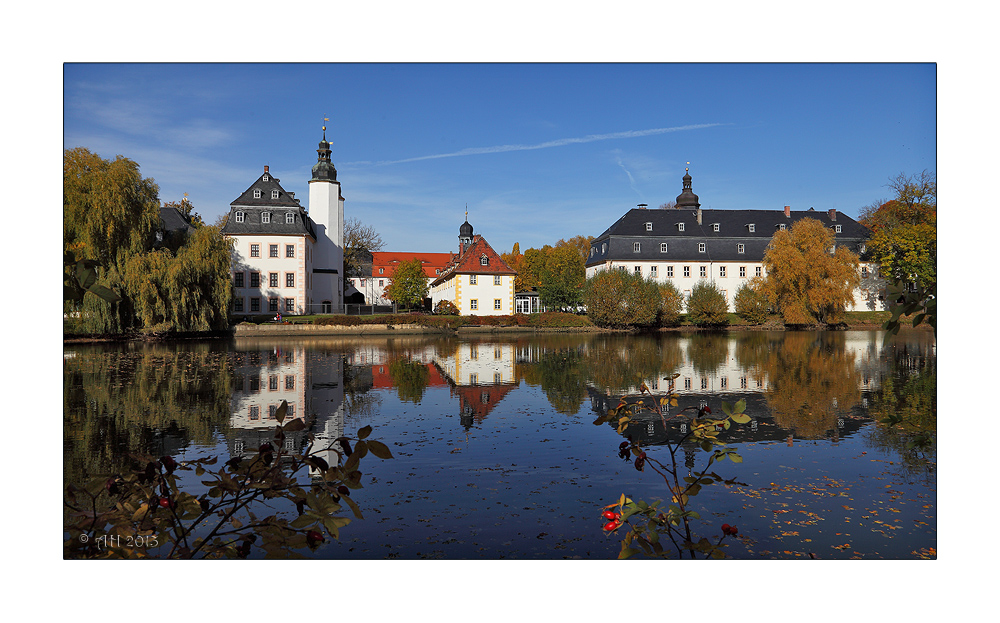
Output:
584,170,883,311
430,218,517,316
222,129,345,315
349,251,455,307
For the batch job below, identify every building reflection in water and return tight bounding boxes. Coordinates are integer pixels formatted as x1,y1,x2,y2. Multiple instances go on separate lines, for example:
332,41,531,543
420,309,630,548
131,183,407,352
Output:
227,340,345,476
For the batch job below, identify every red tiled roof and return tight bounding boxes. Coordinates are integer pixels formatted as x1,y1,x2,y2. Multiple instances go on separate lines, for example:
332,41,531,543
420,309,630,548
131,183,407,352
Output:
372,252,455,279
431,236,516,286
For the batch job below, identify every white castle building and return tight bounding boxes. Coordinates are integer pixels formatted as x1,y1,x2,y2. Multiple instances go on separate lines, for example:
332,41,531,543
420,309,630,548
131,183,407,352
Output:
222,128,345,315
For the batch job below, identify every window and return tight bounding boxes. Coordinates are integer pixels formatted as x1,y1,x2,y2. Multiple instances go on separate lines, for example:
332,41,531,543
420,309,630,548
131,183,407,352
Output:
861,266,869,278
234,272,245,288
285,213,294,224
286,273,295,288
285,375,295,390
494,299,502,310
250,297,261,312
233,298,244,312
701,378,708,390
253,189,261,199
235,211,245,223
269,298,279,312
262,174,269,182
494,372,502,384
645,222,652,231
250,272,260,288
739,266,746,278
285,298,295,312
495,347,502,359
633,242,641,252
480,255,489,266
720,266,727,277
271,190,279,199
835,225,842,233
269,376,279,391
268,404,277,419
469,374,478,385
470,299,478,310
249,405,260,420
667,266,674,278
748,224,755,232
360,279,366,287
683,266,690,277
470,275,477,285
684,377,691,390
269,244,278,258
779,224,786,231
660,242,668,253
740,377,747,389
713,223,720,232
698,242,706,253
678,223,685,232
756,266,762,277
250,244,260,258
634,266,641,274
261,212,271,223
602,243,606,254
494,275,502,285
379,279,384,287
379,268,384,274
650,265,657,276
737,243,745,254
269,272,278,287
699,266,707,278
286,244,295,258
720,377,728,389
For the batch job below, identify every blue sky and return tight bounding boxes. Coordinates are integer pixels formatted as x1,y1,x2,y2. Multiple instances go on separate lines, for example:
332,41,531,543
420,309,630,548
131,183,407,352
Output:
63,63,935,255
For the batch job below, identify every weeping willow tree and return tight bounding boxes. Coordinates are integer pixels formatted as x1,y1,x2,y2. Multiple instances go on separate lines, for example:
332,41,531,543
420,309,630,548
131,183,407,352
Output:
64,148,232,333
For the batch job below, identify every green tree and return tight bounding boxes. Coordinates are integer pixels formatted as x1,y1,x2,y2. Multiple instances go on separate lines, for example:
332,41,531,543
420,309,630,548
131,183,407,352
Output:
687,280,729,327
539,244,585,311
762,218,860,325
584,269,661,328
384,258,428,310
658,281,684,326
555,235,595,262
501,243,524,291
518,247,547,293
733,275,770,324
859,171,936,289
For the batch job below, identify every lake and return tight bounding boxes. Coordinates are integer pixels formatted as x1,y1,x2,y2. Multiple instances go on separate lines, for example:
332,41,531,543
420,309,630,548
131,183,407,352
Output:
63,329,936,559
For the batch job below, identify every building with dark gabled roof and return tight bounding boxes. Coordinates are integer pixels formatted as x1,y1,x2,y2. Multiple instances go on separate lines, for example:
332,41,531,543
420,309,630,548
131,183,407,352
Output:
585,169,883,311
221,127,345,316
429,216,517,315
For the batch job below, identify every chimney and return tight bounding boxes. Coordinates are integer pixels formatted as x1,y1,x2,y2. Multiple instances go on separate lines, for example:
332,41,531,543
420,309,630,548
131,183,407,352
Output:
264,165,269,174
638,203,647,210
784,205,790,218
696,208,702,225
828,209,837,221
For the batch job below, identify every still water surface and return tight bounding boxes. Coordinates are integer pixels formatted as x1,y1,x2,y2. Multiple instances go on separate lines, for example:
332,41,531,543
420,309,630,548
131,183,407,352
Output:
63,330,936,559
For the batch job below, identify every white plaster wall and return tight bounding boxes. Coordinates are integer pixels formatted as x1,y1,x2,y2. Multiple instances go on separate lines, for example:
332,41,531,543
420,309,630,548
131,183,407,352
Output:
229,234,311,314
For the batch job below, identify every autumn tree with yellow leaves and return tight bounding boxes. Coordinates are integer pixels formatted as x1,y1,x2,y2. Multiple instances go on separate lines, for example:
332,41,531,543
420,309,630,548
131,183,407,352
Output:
762,218,860,325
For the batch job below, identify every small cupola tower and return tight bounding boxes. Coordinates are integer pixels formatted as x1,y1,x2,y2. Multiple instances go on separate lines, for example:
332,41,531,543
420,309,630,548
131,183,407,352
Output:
459,207,474,254
309,119,345,313
675,165,701,209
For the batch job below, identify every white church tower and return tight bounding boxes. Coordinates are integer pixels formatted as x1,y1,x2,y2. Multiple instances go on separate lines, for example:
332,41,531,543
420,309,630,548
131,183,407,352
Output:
308,124,345,313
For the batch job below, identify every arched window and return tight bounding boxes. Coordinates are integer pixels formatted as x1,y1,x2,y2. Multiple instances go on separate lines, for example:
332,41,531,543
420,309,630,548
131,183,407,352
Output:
480,255,489,266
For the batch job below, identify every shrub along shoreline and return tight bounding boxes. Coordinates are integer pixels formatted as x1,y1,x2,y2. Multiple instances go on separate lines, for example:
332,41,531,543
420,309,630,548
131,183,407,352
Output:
64,310,926,343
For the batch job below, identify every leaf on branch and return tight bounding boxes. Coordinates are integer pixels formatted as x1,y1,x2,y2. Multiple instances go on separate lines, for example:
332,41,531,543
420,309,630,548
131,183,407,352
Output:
275,400,288,424
357,425,373,440
366,440,394,460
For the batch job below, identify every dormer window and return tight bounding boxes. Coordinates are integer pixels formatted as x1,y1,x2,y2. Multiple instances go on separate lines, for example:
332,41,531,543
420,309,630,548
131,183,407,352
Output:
262,174,269,182
698,243,706,253
738,243,745,254
271,190,279,199
779,224,786,231
713,223,720,232
261,212,271,224
677,223,685,232
748,224,755,233
602,243,606,254
480,255,489,266
633,242,641,253
660,242,668,253
285,212,294,224
645,222,652,231
253,189,261,199
235,211,245,223
835,225,842,233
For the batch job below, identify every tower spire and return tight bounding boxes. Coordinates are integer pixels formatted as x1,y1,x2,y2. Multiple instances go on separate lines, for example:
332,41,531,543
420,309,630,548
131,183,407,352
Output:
311,120,337,182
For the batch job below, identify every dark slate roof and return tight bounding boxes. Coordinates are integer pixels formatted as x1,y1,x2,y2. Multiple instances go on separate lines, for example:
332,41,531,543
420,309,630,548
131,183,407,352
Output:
230,171,302,208
159,206,195,234
221,169,317,239
587,207,870,266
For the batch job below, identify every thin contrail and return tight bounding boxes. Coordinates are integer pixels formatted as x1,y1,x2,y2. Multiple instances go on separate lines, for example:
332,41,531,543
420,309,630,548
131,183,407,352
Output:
346,123,723,166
